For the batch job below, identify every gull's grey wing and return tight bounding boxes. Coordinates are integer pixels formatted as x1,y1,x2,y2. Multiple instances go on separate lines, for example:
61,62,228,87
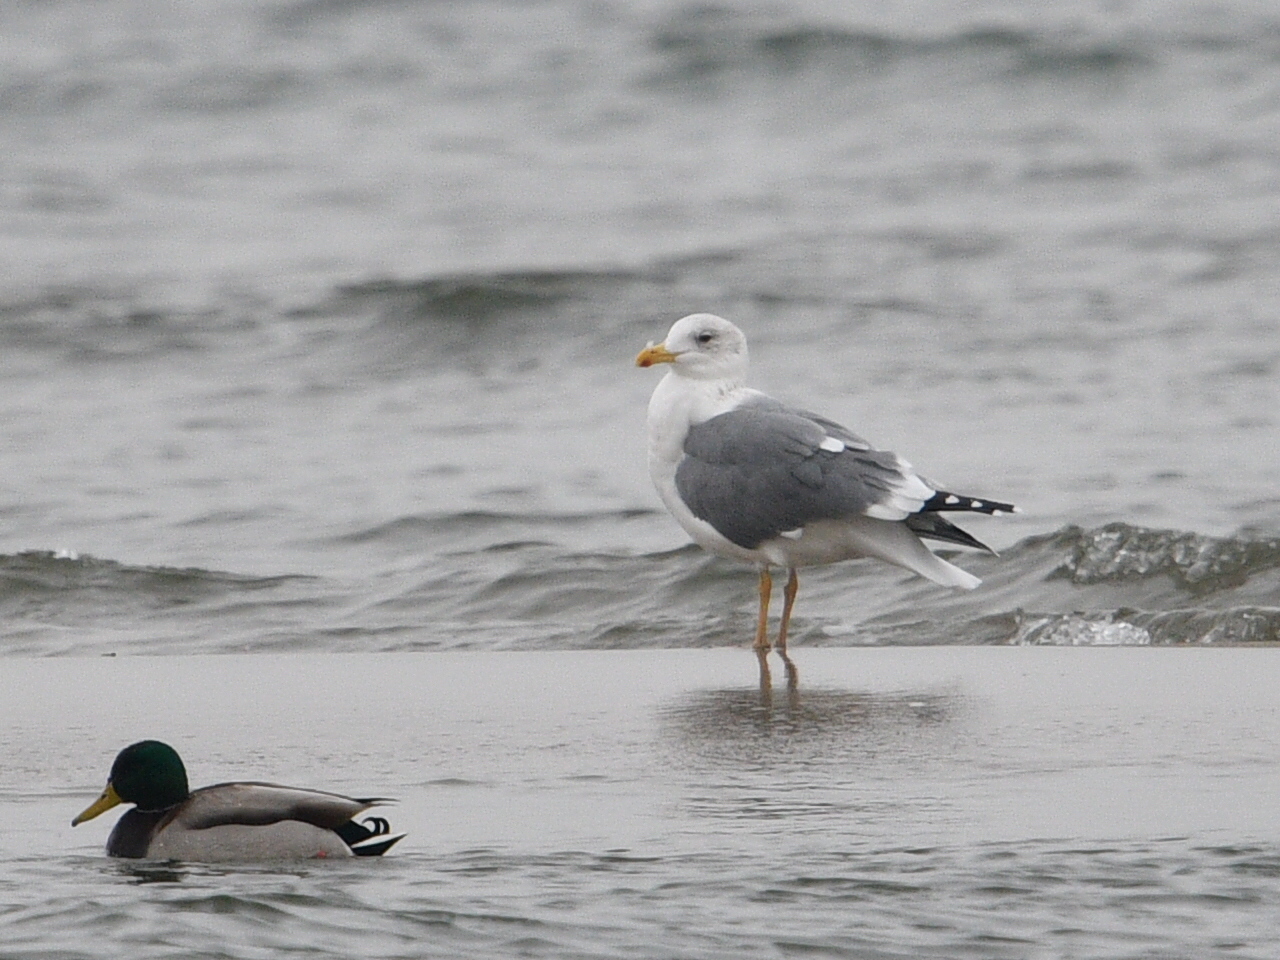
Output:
784,406,874,451
675,400,931,549
174,783,388,831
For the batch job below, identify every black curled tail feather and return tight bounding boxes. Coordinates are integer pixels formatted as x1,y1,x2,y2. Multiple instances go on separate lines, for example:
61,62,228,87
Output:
335,815,403,855
361,816,392,837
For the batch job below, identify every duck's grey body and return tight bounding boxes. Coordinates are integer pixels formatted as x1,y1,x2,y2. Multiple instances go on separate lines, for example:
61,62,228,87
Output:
135,817,354,861
105,782,387,861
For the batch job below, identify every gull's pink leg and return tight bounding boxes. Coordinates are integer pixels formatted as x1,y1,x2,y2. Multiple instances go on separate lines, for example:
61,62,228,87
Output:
754,567,773,690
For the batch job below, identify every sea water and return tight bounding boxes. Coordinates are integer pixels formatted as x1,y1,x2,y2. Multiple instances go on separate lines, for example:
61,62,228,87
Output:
2,0,1280,956
6,649,1280,958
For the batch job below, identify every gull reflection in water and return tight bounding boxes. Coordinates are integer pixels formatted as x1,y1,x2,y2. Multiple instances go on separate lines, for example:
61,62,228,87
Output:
661,685,962,766
658,685,970,825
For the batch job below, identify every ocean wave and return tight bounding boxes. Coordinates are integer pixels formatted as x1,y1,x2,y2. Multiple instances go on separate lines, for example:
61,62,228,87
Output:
0,259,672,372
853,522,1280,647
1012,608,1280,646
0,552,315,655
303,255,795,374
647,13,1166,86
318,244,856,341
0,551,306,601
641,4,1280,94
0,285,282,364
330,509,659,548
327,521,1280,651
0,251,735,365
334,272,642,324
0,289,184,359
323,257,755,339
1043,522,1280,594
3,522,1277,656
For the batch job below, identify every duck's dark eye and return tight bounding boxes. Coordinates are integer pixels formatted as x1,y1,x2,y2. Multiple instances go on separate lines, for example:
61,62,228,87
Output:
696,331,714,345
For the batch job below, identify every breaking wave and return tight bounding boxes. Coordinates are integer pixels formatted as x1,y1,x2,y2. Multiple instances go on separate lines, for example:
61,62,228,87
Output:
1,521,1276,656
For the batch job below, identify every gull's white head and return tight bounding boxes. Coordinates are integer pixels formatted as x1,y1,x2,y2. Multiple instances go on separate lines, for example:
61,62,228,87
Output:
635,313,749,382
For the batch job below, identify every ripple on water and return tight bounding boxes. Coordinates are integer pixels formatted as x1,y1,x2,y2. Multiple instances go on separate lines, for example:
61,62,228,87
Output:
6,840,1280,958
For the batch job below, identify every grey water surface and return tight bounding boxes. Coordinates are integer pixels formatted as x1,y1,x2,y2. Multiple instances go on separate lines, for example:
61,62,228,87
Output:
3,0,1280,956
8,649,1280,959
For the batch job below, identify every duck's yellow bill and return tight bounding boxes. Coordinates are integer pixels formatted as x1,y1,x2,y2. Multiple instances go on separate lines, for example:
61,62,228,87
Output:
72,782,122,826
636,343,679,367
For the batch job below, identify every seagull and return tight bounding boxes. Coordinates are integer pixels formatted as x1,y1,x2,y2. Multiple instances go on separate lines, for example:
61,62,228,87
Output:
636,313,1016,687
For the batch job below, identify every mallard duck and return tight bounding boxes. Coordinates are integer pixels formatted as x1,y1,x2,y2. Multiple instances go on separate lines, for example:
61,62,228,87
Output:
72,740,404,860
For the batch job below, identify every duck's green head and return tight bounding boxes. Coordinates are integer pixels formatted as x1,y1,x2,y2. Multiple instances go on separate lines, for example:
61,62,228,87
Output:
72,740,191,826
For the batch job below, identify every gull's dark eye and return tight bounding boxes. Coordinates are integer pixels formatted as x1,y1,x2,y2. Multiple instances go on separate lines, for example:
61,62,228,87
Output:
696,331,714,345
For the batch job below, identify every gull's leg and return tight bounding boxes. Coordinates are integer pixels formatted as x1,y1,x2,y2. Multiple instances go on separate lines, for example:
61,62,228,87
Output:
775,567,799,688
754,567,773,690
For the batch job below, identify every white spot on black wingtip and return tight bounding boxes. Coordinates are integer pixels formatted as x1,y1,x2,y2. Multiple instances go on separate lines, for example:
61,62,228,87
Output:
972,501,984,510
945,495,960,505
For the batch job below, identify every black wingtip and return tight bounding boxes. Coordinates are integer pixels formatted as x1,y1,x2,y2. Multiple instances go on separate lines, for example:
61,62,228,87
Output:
905,513,997,553
922,491,1018,517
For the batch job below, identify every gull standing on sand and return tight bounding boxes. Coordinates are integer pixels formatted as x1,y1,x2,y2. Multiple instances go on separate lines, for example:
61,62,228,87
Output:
636,313,1016,687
